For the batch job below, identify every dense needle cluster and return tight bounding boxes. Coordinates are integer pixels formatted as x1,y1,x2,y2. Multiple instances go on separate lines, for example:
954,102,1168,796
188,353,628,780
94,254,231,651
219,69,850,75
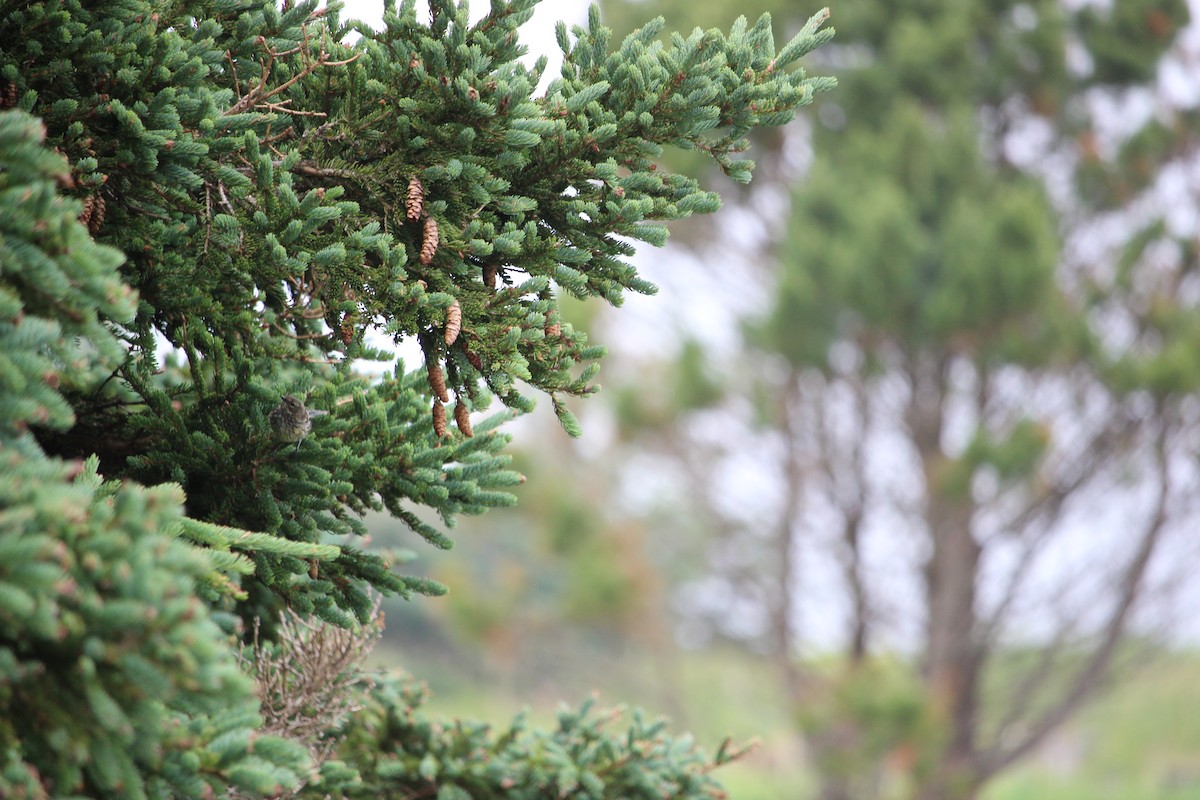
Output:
0,0,834,796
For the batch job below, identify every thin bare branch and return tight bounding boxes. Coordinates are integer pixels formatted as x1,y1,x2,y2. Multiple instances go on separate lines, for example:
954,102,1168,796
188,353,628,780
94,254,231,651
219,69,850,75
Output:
980,417,1173,779
819,369,872,662
242,600,384,768
773,374,810,703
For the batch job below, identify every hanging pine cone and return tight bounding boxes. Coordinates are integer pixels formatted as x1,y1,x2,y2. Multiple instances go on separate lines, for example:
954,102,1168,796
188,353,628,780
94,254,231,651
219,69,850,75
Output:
482,263,497,290
406,177,424,221
340,310,356,346
444,300,461,346
2,82,16,109
89,196,106,234
420,215,438,265
545,322,561,338
78,195,96,230
465,349,483,371
432,398,448,437
454,398,473,438
427,361,450,403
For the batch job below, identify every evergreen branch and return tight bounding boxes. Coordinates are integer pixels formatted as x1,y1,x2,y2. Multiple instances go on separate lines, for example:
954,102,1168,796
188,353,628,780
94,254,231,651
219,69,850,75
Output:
4,0,833,643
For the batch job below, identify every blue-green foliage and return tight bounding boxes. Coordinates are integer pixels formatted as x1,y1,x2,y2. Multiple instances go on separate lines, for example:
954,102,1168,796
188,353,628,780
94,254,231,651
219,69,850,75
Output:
0,110,307,799
1,0,832,624
0,1,832,796
310,672,750,800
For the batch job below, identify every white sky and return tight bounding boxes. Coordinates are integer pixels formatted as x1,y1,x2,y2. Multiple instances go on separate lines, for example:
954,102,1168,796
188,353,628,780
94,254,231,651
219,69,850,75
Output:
338,0,591,71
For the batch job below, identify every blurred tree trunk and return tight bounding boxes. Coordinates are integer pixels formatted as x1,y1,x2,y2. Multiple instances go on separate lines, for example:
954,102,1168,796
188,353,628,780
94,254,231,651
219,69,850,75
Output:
914,355,983,799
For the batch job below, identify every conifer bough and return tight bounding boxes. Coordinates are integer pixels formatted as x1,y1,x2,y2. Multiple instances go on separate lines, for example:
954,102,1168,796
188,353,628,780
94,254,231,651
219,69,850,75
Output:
0,1,832,795
2,0,833,624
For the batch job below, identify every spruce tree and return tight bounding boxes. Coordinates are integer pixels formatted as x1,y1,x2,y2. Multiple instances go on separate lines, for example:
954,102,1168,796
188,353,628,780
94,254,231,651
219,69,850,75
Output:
0,105,313,800
0,0,833,796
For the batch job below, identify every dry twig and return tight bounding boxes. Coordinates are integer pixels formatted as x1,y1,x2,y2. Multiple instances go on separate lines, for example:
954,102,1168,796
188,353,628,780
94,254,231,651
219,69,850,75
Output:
240,600,384,776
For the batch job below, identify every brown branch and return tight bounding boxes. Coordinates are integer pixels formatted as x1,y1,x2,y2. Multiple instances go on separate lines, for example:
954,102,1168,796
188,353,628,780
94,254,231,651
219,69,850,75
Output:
226,42,277,117
976,527,1051,656
203,183,213,253
816,369,872,662
216,180,235,216
224,19,361,119
248,50,359,111
225,48,241,108
292,162,362,181
242,600,382,770
979,416,1173,780
985,382,1134,547
259,101,328,117
262,125,297,145
772,374,809,705
984,601,1087,750
977,389,1138,649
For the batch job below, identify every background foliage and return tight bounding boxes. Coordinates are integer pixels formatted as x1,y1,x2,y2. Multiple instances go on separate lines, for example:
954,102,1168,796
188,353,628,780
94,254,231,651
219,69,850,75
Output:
0,0,835,797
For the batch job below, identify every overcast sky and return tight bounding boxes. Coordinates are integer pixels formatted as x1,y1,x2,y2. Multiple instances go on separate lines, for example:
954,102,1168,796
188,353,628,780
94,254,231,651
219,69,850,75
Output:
338,0,590,78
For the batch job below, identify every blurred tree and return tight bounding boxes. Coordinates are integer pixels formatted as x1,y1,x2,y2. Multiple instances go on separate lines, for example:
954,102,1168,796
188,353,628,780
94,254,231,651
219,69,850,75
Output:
392,414,687,710
0,0,834,796
601,1,1199,799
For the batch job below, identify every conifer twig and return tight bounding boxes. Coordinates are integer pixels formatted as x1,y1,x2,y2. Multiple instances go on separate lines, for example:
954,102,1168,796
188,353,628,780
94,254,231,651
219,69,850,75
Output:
240,601,384,788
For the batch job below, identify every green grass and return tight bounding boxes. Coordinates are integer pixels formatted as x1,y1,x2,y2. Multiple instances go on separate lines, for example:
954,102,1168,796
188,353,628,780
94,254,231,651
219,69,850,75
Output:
984,653,1200,800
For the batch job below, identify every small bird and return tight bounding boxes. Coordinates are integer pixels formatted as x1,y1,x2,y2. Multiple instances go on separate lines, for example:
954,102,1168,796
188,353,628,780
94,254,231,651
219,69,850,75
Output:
269,395,328,450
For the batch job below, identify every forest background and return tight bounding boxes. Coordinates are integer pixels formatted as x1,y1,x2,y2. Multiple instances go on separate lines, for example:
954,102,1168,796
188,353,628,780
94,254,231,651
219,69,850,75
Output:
341,1,1200,799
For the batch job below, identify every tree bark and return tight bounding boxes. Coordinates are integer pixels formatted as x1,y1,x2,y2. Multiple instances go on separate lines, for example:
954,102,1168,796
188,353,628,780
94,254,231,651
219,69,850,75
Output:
908,354,986,800
772,375,808,706
916,477,984,800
